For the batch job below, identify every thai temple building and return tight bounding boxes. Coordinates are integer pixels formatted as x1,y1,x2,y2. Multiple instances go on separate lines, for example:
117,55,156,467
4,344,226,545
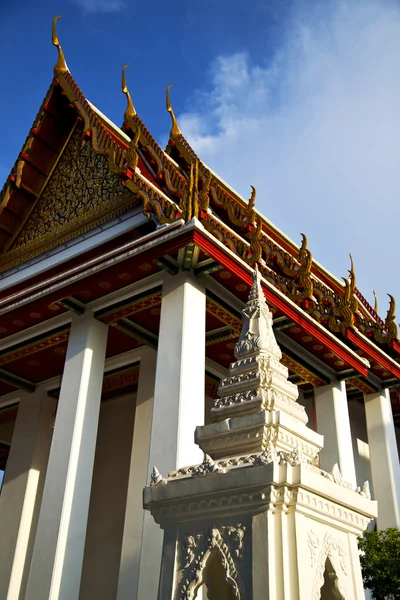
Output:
0,16,400,600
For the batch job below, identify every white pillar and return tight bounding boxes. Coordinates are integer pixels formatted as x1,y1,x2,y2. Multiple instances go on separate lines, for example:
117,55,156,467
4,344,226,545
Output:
364,388,400,528
25,312,108,600
137,272,206,600
117,347,157,600
0,390,55,600
314,379,357,487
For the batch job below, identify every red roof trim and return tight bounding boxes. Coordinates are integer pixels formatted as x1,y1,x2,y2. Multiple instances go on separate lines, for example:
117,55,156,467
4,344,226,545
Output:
193,230,369,378
346,329,400,380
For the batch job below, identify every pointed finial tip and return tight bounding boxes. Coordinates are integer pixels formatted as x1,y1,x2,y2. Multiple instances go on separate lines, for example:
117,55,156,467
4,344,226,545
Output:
166,84,181,139
122,63,129,93
52,15,62,46
252,263,261,284
52,15,67,75
121,64,136,119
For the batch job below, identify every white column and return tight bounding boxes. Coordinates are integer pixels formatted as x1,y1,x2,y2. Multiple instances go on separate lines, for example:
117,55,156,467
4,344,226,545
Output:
364,388,400,528
25,312,108,600
117,347,157,600
0,390,55,600
314,379,357,487
137,272,206,600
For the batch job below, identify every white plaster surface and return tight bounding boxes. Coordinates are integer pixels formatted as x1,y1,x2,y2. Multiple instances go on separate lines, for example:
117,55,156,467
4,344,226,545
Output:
137,273,206,600
315,380,357,487
0,390,55,600
79,393,135,600
117,348,157,600
24,312,108,600
348,400,373,495
364,389,400,528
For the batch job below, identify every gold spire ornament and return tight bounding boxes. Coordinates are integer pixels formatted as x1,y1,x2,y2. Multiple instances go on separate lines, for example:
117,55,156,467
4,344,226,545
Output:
247,185,256,224
329,253,358,332
52,15,68,76
373,290,379,313
385,294,398,341
348,253,356,289
121,64,140,171
122,64,136,121
166,84,182,140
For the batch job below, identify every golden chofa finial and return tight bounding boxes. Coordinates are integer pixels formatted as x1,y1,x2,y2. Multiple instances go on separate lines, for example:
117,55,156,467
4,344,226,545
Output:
166,84,182,140
122,64,136,122
52,16,68,76
248,185,256,211
373,290,379,313
348,253,356,287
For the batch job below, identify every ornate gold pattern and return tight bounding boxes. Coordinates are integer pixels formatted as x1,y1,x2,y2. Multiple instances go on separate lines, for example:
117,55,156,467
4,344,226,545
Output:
289,233,313,301
0,184,11,216
328,254,358,333
347,377,377,395
210,184,257,228
99,291,161,324
206,298,242,335
0,329,69,366
8,125,137,256
247,218,263,264
102,364,140,394
374,294,399,344
280,354,326,388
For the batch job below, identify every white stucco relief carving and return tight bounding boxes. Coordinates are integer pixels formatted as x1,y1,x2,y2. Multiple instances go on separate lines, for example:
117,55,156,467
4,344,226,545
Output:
143,265,377,600
309,530,348,600
179,525,246,600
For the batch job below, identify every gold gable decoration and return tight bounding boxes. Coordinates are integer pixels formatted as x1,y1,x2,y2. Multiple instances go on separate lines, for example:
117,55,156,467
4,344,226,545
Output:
0,124,138,270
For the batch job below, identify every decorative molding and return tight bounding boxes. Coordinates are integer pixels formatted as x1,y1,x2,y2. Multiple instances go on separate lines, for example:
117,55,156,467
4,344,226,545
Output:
192,454,225,478
150,466,167,486
254,442,281,465
355,480,371,500
1,124,141,271
179,525,246,599
311,531,348,600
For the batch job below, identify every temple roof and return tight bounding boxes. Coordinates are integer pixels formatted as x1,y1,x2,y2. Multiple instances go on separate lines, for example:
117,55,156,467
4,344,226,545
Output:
0,17,399,408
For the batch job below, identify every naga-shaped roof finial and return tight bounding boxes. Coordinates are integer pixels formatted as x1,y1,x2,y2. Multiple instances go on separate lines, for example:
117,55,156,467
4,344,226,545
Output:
247,185,256,224
348,253,356,290
121,65,140,170
52,16,68,76
385,294,398,341
248,185,256,212
373,290,379,313
166,84,182,140
122,64,136,121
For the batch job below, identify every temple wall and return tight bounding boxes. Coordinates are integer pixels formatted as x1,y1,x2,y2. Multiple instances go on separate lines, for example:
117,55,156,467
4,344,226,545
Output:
0,417,16,445
79,393,136,600
297,389,314,426
348,401,373,493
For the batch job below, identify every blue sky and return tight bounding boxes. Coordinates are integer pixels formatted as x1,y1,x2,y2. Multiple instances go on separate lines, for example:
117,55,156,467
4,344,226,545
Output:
1,0,400,319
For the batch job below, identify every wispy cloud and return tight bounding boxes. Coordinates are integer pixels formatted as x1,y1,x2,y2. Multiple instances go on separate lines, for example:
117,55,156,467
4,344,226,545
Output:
70,0,125,14
179,0,400,311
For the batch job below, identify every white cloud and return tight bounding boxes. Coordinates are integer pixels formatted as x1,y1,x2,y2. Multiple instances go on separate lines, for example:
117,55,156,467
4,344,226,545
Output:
70,0,125,14
179,0,400,316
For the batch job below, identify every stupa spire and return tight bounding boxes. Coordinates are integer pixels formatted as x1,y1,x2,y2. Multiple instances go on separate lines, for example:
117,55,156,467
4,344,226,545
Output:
196,265,323,462
234,264,281,361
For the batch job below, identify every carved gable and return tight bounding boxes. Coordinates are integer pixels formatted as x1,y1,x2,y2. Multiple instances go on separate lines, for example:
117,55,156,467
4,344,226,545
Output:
1,124,138,270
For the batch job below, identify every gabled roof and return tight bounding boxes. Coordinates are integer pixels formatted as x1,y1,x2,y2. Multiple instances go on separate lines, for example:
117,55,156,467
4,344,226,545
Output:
0,17,398,361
